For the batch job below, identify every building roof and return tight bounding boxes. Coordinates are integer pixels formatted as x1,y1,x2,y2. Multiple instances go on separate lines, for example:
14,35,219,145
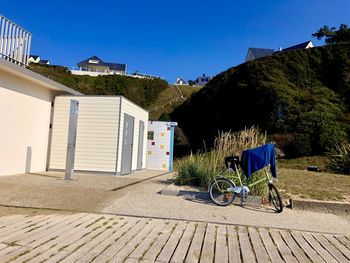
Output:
0,57,82,95
283,41,313,51
174,77,188,85
245,48,274,62
77,56,126,71
29,55,40,60
39,60,50,64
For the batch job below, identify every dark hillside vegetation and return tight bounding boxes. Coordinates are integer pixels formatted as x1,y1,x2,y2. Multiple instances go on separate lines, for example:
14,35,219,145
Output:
172,43,350,157
29,64,168,107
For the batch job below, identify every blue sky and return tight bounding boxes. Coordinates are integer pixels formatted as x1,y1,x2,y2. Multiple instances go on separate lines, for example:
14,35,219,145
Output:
1,0,349,82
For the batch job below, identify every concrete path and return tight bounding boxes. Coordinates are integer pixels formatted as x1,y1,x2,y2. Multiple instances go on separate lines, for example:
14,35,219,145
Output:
0,209,348,263
0,172,349,234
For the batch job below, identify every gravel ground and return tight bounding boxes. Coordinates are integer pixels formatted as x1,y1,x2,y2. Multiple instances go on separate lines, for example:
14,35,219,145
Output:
103,173,350,234
0,171,349,234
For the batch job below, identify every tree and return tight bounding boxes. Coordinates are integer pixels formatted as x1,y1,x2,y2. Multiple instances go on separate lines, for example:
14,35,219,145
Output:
312,24,350,44
188,80,196,86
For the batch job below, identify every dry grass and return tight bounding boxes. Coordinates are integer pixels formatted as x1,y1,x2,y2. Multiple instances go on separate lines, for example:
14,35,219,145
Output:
277,168,350,201
175,127,268,195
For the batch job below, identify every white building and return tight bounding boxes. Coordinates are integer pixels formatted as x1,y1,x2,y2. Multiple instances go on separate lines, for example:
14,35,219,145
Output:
28,55,40,63
49,96,148,175
174,77,188,85
0,57,81,176
146,121,177,171
0,14,150,177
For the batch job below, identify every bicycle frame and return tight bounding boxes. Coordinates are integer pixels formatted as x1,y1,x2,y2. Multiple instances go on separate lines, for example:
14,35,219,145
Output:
212,162,273,192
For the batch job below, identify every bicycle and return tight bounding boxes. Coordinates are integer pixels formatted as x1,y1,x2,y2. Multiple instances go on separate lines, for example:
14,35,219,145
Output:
208,156,283,213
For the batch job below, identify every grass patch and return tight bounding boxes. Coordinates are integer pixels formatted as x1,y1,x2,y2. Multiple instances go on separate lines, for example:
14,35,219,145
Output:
278,156,328,170
277,168,350,201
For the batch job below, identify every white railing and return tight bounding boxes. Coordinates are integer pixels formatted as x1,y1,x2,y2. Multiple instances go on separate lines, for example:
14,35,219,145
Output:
0,14,32,66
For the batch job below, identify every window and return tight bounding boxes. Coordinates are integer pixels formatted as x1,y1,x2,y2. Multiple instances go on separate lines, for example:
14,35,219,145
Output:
148,131,154,140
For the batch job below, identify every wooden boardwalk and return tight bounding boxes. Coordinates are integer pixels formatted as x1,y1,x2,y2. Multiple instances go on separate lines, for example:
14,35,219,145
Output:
0,212,348,262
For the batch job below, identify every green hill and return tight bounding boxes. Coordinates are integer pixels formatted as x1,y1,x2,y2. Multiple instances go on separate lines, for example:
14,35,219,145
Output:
171,43,350,157
29,64,168,108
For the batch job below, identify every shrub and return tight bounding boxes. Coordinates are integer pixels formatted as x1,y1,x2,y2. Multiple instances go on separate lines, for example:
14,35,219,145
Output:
327,142,350,174
175,127,269,196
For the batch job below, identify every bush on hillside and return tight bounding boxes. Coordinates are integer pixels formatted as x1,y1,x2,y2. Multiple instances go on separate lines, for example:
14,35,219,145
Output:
171,43,350,157
29,64,168,107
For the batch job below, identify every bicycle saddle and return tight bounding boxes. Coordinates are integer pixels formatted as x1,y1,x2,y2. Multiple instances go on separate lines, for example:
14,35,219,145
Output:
225,156,240,170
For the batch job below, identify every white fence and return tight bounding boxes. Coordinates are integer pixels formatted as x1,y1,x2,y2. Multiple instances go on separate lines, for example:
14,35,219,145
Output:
0,14,32,66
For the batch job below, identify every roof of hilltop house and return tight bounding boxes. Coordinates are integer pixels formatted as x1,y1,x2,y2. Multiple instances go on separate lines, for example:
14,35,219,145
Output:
245,48,274,62
283,40,313,51
29,55,40,60
77,56,126,71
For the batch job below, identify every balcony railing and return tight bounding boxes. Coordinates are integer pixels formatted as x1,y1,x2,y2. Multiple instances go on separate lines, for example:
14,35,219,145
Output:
0,14,32,66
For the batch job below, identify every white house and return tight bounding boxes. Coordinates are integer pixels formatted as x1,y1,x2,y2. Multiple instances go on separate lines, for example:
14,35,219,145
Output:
28,55,41,64
174,77,188,85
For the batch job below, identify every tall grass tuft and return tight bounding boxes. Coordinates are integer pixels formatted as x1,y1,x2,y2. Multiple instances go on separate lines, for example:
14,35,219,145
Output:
175,127,269,195
327,142,350,175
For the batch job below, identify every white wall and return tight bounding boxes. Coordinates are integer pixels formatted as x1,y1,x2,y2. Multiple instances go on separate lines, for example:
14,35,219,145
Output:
49,96,121,173
0,70,54,176
116,97,149,173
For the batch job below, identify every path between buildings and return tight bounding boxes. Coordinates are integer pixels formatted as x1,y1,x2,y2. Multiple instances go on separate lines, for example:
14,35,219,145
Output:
0,207,349,263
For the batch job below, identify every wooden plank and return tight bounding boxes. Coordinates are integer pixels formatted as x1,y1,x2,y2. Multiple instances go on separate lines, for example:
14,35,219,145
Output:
199,223,216,263
170,222,196,263
51,217,137,262
335,235,350,249
142,221,177,262
127,220,167,260
279,231,310,263
238,227,256,263
70,218,136,262
96,218,149,261
312,233,349,263
291,232,325,263
43,216,119,263
156,221,187,263
227,226,240,263
324,234,350,260
301,232,337,263
259,228,284,263
110,220,161,262
215,224,229,263
248,228,269,263
34,217,126,263
185,222,206,263
3,214,72,244
270,229,297,263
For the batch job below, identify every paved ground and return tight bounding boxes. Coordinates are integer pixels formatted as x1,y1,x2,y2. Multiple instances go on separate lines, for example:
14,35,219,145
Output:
0,207,348,263
0,172,349,234
0,170,168,212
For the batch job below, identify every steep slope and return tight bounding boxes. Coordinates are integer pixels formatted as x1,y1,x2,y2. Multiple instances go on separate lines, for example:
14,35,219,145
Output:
172,43,350,156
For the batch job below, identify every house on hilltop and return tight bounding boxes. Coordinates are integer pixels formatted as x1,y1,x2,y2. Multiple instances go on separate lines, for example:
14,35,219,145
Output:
245,41,314,62
71,55,127,76
28,55,50,65
196,74,213,86
245,48,274,62
283,40,314,52
174,77,188,85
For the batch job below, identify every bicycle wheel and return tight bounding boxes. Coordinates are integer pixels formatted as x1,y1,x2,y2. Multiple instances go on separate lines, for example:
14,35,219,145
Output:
268,183,283,213
209,178,236,206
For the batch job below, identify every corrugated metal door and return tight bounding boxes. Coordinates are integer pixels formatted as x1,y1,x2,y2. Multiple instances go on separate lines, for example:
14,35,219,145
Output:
121,114,134,175
137,121,145,170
